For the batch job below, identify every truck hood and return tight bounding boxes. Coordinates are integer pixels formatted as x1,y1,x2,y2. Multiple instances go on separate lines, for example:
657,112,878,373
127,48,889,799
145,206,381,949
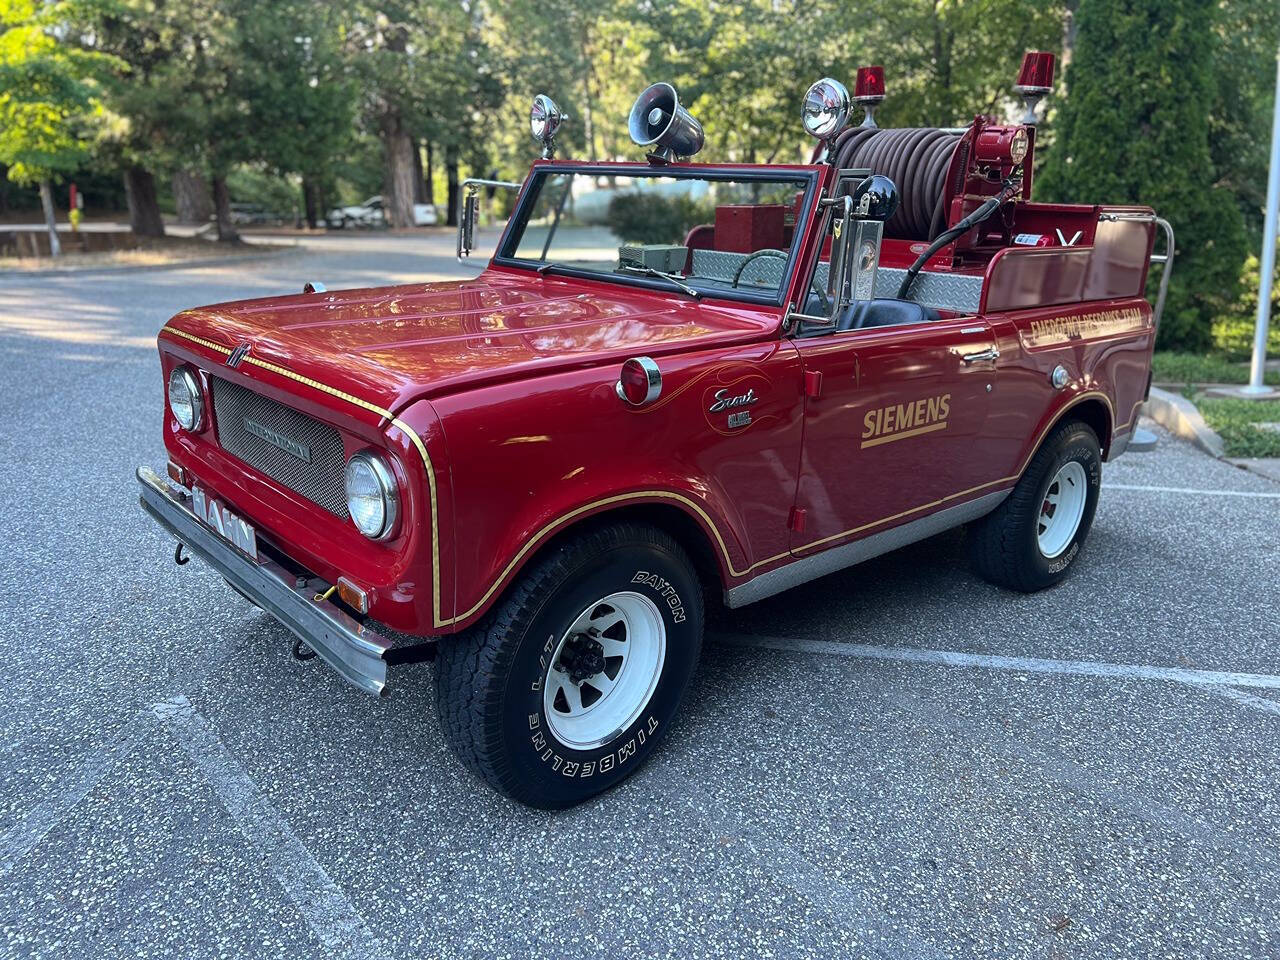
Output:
163,268,775,413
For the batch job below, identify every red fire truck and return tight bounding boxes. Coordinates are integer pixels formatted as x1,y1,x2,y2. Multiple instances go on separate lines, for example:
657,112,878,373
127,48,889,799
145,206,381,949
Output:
138,53,1173,808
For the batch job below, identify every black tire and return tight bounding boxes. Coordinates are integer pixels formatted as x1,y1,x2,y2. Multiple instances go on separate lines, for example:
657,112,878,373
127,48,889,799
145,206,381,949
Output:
434,523,704,809
968,419,1102,592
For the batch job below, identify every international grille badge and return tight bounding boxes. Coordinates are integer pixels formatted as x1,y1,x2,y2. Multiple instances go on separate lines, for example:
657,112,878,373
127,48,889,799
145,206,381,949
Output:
226,342,252,368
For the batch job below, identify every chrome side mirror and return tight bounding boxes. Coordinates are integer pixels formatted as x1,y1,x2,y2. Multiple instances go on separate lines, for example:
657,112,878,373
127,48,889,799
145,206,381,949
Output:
455,178,524,261
459,190,479,258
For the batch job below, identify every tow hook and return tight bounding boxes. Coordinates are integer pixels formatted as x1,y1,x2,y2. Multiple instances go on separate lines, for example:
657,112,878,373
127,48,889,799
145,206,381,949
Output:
286,583,332,665
174,542,190,565
292,585,335,662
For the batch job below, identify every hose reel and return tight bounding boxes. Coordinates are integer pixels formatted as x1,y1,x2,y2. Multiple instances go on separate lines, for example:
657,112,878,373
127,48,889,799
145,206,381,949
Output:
829,127,963,242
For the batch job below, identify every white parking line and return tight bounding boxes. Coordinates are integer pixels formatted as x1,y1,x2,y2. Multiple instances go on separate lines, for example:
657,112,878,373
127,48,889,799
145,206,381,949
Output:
153,697,391,960
0,716,145,877
713,633,1280,690
1205,685,1280,718
0,640,245,879
1106,483,1280,499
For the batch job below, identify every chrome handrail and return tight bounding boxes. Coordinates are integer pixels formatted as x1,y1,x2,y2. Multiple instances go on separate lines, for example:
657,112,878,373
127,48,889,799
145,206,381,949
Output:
1099,212,1175,331
1150,217,1175,331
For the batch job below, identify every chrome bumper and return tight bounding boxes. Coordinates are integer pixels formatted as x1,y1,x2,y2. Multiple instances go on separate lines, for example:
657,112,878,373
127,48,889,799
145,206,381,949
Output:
136,465,392,696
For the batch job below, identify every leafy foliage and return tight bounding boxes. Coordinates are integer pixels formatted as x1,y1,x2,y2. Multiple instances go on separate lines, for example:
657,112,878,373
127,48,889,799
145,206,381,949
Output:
1211,254,1280,359
0,0,1271,349
1151,351,1280,387
0,0,116,184
1038,0,1249,351
605,192,712,244
1194,395,1280,458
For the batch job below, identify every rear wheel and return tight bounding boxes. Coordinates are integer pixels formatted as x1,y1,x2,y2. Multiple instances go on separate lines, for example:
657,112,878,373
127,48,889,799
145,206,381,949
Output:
434,523,703,808
969,419,1101,592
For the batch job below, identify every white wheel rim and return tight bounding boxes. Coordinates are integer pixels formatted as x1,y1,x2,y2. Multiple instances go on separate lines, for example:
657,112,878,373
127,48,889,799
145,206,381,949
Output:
1037,461,1088,559
542,591,666,751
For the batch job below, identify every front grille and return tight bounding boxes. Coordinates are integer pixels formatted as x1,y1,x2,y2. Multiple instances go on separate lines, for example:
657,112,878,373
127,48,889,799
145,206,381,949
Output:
210,376,347,516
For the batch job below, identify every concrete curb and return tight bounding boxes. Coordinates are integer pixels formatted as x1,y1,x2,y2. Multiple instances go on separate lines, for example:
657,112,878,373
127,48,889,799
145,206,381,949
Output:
0,244,302,281
1141,387,1225,459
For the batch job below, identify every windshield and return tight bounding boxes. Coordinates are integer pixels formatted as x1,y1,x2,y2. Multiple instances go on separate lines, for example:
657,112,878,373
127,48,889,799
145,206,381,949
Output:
498,168,816,303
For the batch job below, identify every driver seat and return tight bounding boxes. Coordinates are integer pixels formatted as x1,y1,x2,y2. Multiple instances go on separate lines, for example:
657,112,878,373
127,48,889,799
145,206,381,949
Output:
836,298,939,332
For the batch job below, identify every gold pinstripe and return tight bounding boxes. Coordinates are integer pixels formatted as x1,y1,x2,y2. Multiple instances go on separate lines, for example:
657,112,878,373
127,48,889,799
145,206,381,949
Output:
450,491,791,625
163,325,447,628
160,325,1133,629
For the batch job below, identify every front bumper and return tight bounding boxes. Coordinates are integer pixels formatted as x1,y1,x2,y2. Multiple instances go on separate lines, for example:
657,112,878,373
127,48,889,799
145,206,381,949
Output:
136,465,393,696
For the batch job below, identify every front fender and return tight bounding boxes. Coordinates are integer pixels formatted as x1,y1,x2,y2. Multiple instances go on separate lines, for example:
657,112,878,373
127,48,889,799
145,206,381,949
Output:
430,341,804,632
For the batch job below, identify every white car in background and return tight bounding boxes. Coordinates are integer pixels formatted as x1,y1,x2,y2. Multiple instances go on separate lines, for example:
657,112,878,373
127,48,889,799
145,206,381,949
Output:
327,196,439,228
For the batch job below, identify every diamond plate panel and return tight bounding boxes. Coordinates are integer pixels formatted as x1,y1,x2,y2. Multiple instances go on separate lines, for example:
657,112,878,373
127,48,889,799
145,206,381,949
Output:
689,249,982,312
873,267,983,313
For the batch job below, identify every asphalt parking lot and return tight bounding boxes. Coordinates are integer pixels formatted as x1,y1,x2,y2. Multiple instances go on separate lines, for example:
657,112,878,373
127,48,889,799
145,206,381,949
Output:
1,231,1278,959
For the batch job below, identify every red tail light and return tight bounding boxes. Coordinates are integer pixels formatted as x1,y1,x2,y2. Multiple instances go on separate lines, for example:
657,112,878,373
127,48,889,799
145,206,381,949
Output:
616,357,662,406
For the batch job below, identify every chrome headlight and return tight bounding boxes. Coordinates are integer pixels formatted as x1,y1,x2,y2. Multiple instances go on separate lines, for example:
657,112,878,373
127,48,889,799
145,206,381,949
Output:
168,365,203,431
801,78,851,140
344,451,399,540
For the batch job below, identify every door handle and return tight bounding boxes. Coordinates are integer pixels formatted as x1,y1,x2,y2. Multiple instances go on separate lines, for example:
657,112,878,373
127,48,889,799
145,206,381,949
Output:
961,347,1000,364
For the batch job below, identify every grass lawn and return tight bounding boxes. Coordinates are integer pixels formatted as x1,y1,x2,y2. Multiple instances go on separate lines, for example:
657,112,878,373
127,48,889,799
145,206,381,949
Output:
1194,395,1280,458
1152,351,1280,387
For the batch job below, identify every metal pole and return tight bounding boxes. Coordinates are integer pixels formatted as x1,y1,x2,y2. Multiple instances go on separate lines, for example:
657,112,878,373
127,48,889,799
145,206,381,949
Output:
1243,47,1280,394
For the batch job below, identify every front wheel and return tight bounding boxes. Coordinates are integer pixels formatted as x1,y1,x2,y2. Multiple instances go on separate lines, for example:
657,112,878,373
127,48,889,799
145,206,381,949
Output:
968,419,1102,592
434,523,704,808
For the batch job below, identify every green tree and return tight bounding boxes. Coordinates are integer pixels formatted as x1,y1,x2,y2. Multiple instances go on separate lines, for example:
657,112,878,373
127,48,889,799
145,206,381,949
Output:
486,0,1067,174
344,2,500,228
859,0,1066,128
1209,0,1280,246
0,0,113,255
228,0,357,229
1039,0,1248,350
82,0,217,237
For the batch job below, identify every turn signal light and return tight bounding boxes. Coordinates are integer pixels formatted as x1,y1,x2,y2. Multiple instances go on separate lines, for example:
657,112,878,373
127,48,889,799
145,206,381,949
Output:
616,356,662,406
337,576,369,615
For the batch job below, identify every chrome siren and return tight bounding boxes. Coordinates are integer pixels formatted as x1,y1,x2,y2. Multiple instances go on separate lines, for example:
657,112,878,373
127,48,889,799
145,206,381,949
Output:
628,83,704,163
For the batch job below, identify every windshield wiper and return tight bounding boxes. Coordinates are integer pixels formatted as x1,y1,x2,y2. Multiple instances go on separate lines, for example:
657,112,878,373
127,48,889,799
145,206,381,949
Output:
536,261,562,276
619,264,701,299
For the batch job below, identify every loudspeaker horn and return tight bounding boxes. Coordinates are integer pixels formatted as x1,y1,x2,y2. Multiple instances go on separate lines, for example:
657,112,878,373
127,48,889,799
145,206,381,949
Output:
627,83,704,163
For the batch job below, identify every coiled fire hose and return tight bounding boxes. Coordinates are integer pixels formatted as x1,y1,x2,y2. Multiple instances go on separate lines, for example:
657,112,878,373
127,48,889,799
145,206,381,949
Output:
828,126,1023,301
830,126,963,241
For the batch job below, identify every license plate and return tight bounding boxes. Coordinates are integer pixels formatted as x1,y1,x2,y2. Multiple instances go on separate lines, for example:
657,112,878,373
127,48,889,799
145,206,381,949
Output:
191,485,260,561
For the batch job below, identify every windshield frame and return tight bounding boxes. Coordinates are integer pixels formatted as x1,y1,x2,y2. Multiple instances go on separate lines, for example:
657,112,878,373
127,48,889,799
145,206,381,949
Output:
492,162,822,308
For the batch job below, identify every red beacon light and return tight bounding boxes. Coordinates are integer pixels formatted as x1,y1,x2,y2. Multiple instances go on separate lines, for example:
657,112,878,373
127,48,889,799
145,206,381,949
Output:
1014,51,1056,125
853,66,886,129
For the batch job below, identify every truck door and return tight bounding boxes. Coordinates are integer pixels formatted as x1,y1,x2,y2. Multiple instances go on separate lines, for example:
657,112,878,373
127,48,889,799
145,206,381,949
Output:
790,317,1003,554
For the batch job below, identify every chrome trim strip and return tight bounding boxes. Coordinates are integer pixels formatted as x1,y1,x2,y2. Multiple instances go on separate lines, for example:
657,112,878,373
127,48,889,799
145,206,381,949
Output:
136,465,393,696
724,489,1009,608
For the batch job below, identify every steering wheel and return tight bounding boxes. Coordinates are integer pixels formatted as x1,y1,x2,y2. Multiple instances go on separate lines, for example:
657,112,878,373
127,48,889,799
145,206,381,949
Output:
731,248,829,314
